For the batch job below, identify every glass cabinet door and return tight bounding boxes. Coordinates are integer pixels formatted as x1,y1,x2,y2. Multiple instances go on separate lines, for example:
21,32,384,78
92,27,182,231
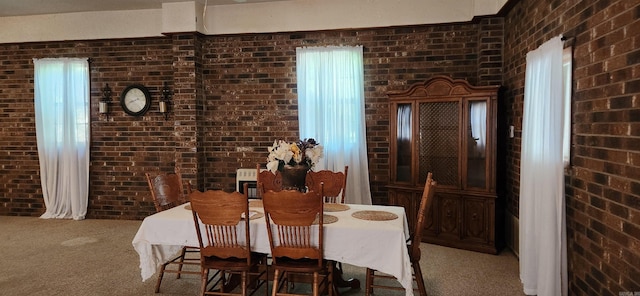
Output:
418,101,460,187
395,103,412,183
466,100,487,189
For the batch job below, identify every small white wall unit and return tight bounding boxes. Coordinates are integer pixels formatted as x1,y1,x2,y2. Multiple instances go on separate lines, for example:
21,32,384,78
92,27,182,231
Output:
236,168,263,198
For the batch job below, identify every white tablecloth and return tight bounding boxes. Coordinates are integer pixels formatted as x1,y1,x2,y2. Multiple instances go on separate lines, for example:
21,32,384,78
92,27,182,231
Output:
132,202,414,296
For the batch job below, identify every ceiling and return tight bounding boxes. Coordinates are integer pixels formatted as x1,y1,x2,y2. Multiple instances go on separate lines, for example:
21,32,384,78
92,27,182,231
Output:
0,0,286,17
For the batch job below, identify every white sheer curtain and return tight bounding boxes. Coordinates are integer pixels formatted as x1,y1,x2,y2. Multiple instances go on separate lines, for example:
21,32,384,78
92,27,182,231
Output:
34,58,90,220
296,45,372,205
519,36,567,296
397,105,412,141
562,47,573,167
469,101,487,157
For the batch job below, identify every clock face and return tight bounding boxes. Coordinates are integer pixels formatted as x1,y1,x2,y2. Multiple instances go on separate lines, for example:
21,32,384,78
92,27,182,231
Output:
120,85,151,116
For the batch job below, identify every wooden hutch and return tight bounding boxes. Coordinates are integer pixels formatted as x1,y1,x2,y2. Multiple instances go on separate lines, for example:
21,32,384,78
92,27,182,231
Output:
387,76,503,254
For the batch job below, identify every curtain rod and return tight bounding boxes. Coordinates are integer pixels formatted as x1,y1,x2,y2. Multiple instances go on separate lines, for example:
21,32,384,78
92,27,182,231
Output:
561,35,575,42
561,35,575,47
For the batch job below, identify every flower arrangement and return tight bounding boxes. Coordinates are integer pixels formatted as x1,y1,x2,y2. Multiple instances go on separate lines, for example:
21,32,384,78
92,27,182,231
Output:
266,138,324,174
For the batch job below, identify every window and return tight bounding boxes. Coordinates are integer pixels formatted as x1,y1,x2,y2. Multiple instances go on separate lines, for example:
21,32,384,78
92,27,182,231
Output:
519,36,567,296
296,46,371,205
562,47,572,167
33,58,90,220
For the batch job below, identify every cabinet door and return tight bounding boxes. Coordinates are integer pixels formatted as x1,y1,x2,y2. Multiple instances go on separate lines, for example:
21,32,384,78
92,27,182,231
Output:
465,99,490,190
462,196,489,243
437,193,461,240
389,189,418,231
418,101,461,188
391,102,414,184
422,193,437,237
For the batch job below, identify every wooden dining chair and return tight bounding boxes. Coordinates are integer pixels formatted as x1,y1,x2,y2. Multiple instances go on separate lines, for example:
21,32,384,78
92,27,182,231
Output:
145,167,200,293
365,172,436,296
146,167,193,212
305,166,348,203
305,166,349,282
256,163,282,198
190,187,269,296
262,187,334,296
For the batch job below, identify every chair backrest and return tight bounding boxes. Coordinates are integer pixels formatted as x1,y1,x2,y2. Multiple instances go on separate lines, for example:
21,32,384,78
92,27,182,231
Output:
189,189,252,262
145,167,191,212
256,163,282,198
262,187,324,268
410,172,436,261
305,166,348,203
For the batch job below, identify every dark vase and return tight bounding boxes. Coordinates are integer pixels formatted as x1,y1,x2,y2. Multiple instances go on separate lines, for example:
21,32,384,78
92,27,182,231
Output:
281,164,309,191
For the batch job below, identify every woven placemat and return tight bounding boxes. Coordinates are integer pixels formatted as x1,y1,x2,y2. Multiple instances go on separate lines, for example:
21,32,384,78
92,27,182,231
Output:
351,210,398,221
249,200,263,208
187,204,264,220
313,214,338,225
324,203,350,212
243,211,264,220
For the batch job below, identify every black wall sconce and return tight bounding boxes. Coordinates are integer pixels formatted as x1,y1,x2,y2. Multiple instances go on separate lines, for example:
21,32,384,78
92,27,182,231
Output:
99,84,112,120
160,82,172,120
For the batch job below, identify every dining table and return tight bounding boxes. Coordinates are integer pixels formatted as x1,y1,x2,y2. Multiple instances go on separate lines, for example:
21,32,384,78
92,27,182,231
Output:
132,200,415,296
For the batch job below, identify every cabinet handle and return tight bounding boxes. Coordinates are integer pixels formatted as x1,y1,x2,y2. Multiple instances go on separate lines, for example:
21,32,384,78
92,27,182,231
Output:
472,213,477,220
446,210,452,217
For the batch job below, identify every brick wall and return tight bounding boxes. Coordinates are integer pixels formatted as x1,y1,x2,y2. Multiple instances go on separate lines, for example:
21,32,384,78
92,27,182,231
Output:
502,0,640,294
0,20,504,219
0,38,176,219
200,20,504,204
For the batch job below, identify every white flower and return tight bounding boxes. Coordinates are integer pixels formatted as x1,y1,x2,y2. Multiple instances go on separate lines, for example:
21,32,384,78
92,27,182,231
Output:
266,138,323,174
266,160,280,173
305,146,323,165
268,140,293,163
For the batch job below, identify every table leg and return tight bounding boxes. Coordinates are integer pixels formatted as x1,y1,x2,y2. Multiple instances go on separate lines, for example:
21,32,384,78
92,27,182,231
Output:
332,262,360,296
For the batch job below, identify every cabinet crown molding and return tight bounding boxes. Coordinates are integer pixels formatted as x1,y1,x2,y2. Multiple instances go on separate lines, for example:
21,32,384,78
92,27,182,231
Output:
388,75,500,98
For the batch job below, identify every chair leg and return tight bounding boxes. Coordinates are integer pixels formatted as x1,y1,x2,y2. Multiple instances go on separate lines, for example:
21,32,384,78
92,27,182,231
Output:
222,271,229,293
328,262,334,296
176,247,187,279
155,263,167,293
272,269,281,296
312,272,319,296
241,271,248,296
201,267,209,296
283,271,290,293
364,268,373,296
263,260,269,296
412,262,427,296
287,271,294,291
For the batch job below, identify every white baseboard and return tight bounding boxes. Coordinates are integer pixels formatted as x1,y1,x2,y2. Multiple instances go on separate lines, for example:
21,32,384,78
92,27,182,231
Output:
505,212,519,258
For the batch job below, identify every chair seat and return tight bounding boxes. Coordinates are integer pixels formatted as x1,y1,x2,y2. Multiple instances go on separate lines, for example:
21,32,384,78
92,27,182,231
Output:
272,257,327,273
203,253,266,271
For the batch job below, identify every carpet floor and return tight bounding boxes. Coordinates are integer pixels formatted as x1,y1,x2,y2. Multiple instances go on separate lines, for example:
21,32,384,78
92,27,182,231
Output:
0,216,525,296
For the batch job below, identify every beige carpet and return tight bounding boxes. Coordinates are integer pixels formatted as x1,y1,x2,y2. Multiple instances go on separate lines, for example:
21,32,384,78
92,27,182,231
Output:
0,216,525,296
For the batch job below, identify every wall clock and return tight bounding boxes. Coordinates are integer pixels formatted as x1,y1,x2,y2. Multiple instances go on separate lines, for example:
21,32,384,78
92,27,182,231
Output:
120,84,151,116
